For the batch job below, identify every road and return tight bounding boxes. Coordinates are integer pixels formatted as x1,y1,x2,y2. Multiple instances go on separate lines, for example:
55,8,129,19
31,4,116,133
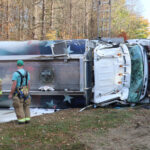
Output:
0,108,55,123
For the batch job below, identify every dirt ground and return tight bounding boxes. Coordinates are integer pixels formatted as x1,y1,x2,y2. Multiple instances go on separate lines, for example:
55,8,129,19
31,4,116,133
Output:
0,106,150,150
77,108,150,150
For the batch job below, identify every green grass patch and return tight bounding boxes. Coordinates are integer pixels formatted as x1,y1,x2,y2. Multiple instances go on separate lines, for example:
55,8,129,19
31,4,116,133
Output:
0,108,136,150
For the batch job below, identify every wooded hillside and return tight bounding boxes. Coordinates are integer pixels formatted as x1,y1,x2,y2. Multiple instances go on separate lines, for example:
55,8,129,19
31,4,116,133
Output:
0,0,149,40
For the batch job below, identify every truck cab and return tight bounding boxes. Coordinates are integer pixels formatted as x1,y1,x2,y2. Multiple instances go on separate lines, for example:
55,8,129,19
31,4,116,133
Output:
93,39,149,105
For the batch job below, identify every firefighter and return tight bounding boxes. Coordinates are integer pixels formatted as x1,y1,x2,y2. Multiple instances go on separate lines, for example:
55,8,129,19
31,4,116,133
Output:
8,60,31,124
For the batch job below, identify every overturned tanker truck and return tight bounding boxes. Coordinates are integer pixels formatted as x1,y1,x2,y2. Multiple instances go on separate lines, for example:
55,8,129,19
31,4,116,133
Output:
0,39,150,108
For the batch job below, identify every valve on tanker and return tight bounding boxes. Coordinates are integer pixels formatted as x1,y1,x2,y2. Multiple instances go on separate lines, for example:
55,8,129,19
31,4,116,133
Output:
40,69,54,83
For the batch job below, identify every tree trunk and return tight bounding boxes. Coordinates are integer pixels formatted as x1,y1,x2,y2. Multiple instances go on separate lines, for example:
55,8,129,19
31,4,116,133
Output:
84,0,87,37
69,0,72,37
6,0,9,39
41,0,45,40
0,0,3,40
49,0,53,29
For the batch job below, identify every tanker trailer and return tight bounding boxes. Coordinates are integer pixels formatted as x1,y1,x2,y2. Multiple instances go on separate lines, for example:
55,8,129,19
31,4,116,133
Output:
0,39,149,108
0,39,89,108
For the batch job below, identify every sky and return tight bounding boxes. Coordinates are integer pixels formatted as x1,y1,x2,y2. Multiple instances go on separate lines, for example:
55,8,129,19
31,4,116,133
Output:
140,0,150,23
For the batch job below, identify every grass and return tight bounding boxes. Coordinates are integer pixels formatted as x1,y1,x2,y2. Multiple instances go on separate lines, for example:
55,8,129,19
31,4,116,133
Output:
0,107,136,150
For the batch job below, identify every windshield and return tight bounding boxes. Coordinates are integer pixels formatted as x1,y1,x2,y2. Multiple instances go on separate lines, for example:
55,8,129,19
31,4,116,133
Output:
127,45,144,103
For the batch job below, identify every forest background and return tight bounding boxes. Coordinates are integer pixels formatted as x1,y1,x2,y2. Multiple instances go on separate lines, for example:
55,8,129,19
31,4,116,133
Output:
0,0,149,41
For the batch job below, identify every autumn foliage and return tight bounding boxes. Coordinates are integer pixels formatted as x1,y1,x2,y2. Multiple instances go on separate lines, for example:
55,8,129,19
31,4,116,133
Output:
0,0,149,41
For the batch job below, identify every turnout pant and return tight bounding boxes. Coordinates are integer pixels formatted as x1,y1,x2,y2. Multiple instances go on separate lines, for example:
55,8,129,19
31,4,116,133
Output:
13,95,31,123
